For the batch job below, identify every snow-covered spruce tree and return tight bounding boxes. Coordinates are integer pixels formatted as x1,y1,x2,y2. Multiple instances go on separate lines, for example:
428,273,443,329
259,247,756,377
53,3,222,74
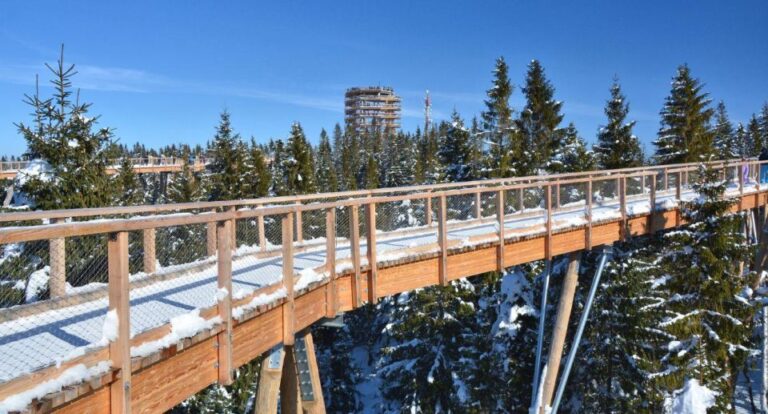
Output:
516,60,565,175
733,123,749,159
381,131,416,189
337,125,361,191
315,129,338,193
566,242,668,413
481,56,517,178
379,281,478,412
761,103,768,142
415,126,441,185
112,157,143,206
713,101,738,160
312,324,362,413
269,139,288,196
282,123,316,195
594,79,644,170
203,111,248,201
167,153,202,204
243,138,271,198
17,47,114,210
651,164,755,410
549,123,595,174
438,111,475,183
653,65,715,165
747,114,764,158
471,267,538,412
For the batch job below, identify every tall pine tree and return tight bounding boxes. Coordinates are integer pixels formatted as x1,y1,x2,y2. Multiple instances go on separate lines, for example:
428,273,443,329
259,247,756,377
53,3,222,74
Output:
481,57,516,178
594,79,644,169
315,129,338,193
653,65,715,164
713,101,738,159
516,60,564,175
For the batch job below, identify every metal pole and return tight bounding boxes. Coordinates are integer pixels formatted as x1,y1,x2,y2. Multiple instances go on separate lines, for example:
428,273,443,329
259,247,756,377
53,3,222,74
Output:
551,247,611,414
763,305,768,413
530,260,552,411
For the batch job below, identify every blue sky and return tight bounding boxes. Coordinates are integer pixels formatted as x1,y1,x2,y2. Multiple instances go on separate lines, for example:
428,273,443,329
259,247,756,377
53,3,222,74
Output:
1,1,766,157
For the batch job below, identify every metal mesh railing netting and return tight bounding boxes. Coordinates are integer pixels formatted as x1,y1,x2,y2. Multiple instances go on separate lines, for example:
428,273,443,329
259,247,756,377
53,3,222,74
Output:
0,240,49,308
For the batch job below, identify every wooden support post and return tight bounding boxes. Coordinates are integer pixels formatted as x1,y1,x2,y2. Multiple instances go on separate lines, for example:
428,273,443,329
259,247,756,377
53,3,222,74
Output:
365,203,377,304
349,206,362,308
540,253,581,413
676,172,683,226
474,190,482,219
518,187,525,212
282,214,295,346
207,208,217,257
650,173,657,232
545,185,553,261
554,182,560,209
295,208,303,243
586,179,593,251
739,162,745,211
497,190,505,271
620,177,627,240
664,168,669,191
142,228,156,274
258,204,267,252
255,346,284,414
296,333,327,414
49,218,66,299
438,194,448,286
216,220,233,385
325,209,337,318
227,206,237,251
280,345,301,414
426,194,433,226
108,232,131,414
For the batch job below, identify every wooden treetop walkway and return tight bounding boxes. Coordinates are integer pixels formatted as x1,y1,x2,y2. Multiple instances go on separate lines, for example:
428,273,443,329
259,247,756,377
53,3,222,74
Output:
0,159,765,413
0,157,207,181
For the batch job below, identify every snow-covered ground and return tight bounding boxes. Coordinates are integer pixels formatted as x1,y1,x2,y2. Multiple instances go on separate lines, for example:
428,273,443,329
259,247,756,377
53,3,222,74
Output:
0,182,759,409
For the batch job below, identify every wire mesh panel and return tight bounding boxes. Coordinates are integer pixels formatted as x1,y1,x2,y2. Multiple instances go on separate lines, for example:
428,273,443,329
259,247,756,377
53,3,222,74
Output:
263,214,284,250
235,217,260,250
156,223,209,267
445,193,475,222
301,209,327,242
0,240,49,308
375,198,426,233
481,191,498,218
66,233,109,288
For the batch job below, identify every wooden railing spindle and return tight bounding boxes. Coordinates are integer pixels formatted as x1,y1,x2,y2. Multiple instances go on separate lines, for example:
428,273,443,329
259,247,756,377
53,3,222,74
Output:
108,231,131,414
49,218,66,299
497,190,505,271
349,206,362,308
216,219,233,385
325,208,337,317
282,214,295,346
438,194,448,286
143,228,156,274
365,202,377,304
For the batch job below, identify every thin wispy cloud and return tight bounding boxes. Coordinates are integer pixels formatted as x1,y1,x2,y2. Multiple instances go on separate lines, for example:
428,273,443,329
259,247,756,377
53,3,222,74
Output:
0,62,346,113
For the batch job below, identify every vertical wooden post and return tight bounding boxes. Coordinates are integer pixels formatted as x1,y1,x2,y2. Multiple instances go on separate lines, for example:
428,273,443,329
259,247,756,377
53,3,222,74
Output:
143,228,156,274
207,208,218,257
255,347,284,414
348,205,362,308
664,168,669,192
620,176,627,240
365,203,377,304
540,253,581,412
280,345,301,414
49,218,66,299
438,195,448,286
325,209,337,318
497,190,505,272
298,333,327,414
282,214,295,346
426,194,433,226
474,190,482,219
676,172,683,226
554,182,560,209
518,187,525,212
108,232,131,414
216,220,233,385
586,179,593,251
545,185,552,261
650,173,657,232
295,207,303,243
227,206,237,252
258,204,267,252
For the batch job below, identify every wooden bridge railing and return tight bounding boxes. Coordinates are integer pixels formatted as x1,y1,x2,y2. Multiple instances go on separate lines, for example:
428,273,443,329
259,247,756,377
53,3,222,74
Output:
0,158,765,412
